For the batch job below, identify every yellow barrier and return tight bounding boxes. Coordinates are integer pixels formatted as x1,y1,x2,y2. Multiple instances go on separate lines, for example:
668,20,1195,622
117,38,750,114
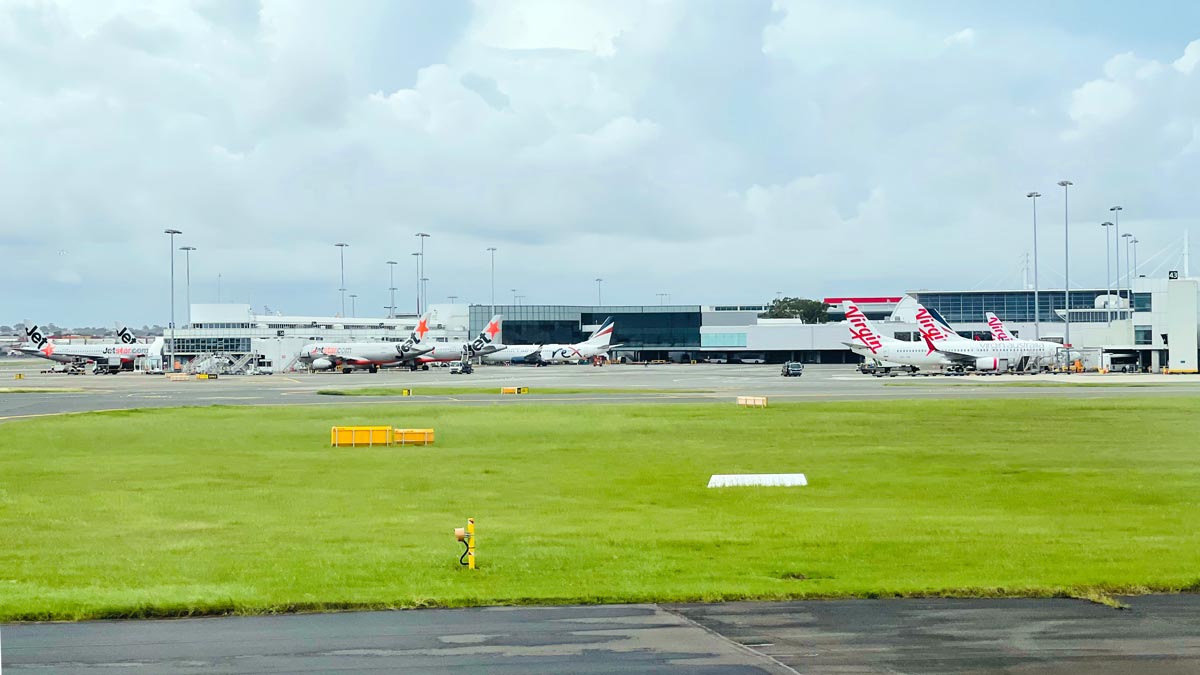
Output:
331,426,393,447
394,428,435,445
500,386,529,394
13,373,24,380
197,373,208,380
399,388,412,396
736,395,768,408
166,374,189,382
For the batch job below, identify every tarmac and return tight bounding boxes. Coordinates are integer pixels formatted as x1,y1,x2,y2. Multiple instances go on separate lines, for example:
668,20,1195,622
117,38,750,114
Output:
5,596,1199,674
3,360,1199,672
2,361,1198,423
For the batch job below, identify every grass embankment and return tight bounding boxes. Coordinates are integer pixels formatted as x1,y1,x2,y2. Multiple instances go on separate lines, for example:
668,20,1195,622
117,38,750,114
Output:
317,387,708,396
883,381,1192,388
0,388,85,394
3,398,1199,621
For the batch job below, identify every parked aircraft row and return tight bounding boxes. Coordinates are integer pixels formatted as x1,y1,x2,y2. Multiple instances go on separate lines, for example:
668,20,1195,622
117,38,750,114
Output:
844,301,1065,373
297,315,620,373
13,324,162,373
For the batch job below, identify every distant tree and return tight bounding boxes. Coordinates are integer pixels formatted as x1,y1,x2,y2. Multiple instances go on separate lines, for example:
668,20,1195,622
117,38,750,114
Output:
762,297,830,323
0,325,12,334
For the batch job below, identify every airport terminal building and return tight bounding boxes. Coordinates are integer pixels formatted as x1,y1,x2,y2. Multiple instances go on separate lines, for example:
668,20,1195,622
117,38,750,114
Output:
168,273,1198,374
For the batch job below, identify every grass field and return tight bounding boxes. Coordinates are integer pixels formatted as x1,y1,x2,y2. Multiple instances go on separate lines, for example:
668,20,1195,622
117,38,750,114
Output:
882,381,1194,388
3,397,1199,622
317,387,709,396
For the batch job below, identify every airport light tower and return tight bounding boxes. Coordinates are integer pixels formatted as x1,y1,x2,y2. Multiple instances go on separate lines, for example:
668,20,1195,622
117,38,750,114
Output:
487,247,497,318
386,260,398,318
415,232,430,312
595,277,603,305
1057,180,1073,347
335,242,349,317
180,246,196,326
164,229,182,372
349,294,358,318
1101,222,1114,322
1110,206,1124,306
1026,191,1041,339
1122,232,1134,308
411,252,421,313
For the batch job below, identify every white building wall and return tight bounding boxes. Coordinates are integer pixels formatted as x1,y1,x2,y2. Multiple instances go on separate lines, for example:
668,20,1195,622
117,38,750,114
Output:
1166,279,1199,372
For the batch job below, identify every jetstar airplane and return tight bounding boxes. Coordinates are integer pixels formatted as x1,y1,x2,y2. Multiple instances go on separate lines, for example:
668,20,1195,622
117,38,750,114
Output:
842,302,955,372
483,317,618,365
298,312,434,373
914,304,1061,371
15,323,163,372
410,314,506,366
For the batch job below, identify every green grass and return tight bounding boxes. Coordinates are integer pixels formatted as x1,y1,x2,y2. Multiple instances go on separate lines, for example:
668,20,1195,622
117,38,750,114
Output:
3,397,1200,622
883,381,1192,388
0,387,85,393
317,387,709,396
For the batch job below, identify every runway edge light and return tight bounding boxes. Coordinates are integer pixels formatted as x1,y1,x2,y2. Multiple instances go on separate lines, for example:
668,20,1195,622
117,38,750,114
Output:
455,518,477,570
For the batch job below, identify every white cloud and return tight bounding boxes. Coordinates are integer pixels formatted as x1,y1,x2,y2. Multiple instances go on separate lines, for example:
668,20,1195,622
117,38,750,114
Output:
1174,39,1200,74
944,28,975,46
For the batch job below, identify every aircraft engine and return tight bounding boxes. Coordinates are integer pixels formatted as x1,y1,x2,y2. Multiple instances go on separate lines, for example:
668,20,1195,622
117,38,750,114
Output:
974,357,1001,371
311,358,333,370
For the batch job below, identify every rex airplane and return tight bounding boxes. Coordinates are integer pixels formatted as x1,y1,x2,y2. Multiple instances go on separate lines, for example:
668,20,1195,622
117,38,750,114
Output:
410,314,506,366
914,304,1060,371
483,317,618,365
843,302,954,371
16,323,163,372
299,312,434,373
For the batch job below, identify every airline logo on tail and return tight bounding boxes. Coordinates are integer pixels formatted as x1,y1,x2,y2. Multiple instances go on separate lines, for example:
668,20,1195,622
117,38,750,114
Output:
845,303,882,354
397,312,433,356
986,313,1013,341
24,324,55,356
467,315,503,355
117,327,137,344
914,307,953,342
588,317,615,343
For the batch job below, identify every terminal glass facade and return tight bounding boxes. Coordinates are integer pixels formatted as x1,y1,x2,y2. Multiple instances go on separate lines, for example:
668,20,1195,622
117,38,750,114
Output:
470,305,702,349
913,289,1150,324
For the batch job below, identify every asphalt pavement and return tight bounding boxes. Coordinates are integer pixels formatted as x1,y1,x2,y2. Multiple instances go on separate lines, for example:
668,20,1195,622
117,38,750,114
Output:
5,596,1199,674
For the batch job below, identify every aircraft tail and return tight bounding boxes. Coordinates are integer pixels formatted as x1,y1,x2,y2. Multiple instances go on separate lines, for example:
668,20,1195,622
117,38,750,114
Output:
397,311,433,357
914,304,963,343
844,301,886,354
584,317,615,346
116,326,137,344
985,312,1014,341
467,314,504,355
22,321,53,350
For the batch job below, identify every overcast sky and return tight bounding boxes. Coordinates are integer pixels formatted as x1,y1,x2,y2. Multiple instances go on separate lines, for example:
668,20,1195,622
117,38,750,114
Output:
3,0,1198,327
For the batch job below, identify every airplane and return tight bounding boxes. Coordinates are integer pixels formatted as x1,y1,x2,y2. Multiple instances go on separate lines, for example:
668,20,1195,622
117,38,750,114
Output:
410,314,507,367
15,323,163,373
914,304,1061,371
842,301,956,372
985,312,1016,341
298,312,434,373
482,317,618,365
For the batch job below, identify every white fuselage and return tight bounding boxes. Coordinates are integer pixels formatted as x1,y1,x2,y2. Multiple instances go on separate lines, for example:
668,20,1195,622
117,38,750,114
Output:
300,342,409,370
483,341,610,364
849,339,955,369
17,341,159,365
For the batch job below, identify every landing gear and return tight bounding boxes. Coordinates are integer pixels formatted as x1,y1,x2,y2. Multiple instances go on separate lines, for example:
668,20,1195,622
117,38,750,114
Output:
368,366,379,374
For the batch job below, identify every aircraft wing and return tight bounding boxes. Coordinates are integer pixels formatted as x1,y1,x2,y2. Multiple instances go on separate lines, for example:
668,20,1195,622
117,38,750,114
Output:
920,332,975,362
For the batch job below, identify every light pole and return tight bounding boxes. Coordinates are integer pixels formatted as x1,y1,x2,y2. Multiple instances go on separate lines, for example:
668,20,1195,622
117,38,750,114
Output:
1131,238,1140,284
415,232,430,312
487,247,497,318
179,246,196,326
335,242,349,317
421,277,429,309
1122,232,1133,310
411,252,421,313
448,295,458,304
1057,181,1073,346
657,293,669,305
386,261,398,318
349,294,358,317
1109,206,1123,310
511,288,518,305
164,229,182,372
1100,222,1113,323
595,277,603,305
1026,191,1042,338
